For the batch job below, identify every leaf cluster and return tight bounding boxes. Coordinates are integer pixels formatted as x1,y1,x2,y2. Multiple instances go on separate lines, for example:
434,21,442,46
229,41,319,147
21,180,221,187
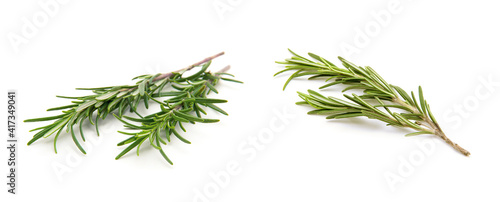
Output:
114,69,241,164
25,72,170,154
275,49,441,137
25,56,241,163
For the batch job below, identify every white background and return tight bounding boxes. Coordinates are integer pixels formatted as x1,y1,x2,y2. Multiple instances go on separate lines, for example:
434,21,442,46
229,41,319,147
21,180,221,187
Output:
1,0,500,201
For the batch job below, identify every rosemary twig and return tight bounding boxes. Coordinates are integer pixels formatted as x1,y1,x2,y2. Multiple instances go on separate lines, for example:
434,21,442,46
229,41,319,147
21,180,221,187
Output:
275,49,470,156
25,52,226,154
114,66,242,164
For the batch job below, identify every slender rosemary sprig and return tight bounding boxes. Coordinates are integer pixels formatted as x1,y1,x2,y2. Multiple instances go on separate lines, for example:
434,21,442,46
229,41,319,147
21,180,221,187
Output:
275,49,470,156
25,52,226,154
114,65,242,164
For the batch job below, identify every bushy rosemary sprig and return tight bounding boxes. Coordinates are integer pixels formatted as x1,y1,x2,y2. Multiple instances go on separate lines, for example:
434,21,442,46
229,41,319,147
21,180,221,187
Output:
275,49,470,156
25,52,226,155
114,65,241,164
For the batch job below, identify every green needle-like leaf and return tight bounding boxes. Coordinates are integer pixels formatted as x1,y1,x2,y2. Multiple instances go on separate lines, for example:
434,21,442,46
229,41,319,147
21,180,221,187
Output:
95,91,119,101
24,114,69,122
115,137,145,160
193,98,228,104
71,125,86,154
405,131,434,137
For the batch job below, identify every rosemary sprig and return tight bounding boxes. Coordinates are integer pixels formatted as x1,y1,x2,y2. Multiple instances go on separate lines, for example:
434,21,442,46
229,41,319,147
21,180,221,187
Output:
25,52,226,154
275,49,470,156
114,65,241,164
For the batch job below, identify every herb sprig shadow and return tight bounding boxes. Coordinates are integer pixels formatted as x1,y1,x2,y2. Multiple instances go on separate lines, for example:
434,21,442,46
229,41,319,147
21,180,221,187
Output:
24,52,242,161
275,49,470,156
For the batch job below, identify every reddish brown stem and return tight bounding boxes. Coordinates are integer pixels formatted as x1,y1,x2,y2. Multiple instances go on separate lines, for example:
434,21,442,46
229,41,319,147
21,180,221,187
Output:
215,65,231,74
393,97,470,156
435,130,470,156
153,52,225,82
119,52,226,92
